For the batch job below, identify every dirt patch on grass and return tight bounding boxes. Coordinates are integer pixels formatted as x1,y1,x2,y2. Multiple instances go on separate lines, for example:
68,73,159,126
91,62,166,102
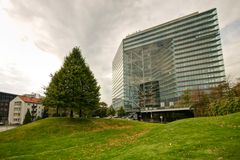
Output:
91,121,132,132
107,129,149,147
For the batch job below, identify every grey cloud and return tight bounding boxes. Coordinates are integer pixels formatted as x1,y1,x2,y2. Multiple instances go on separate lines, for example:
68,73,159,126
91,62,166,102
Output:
4,0,240,104
6,0,140,105
0,64,33,95
220,19,240,80
221,19,240,45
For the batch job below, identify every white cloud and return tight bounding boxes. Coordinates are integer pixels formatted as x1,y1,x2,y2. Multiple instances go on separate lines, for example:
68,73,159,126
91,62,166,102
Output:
0,5,61,95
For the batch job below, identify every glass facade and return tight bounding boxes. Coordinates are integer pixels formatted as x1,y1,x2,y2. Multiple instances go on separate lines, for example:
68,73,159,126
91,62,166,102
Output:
112,42,124,110
112,8,225,112
0,92,17,124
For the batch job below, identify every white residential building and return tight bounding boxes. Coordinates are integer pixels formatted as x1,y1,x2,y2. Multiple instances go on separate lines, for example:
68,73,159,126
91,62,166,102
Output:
8,96,44,125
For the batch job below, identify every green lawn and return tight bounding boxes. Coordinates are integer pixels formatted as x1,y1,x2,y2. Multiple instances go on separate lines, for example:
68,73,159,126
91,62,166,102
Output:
0,113,240,160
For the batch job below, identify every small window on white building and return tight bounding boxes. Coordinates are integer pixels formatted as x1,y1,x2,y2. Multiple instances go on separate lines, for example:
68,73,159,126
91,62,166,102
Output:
14,118,20,122
169,102,174,106
13,113,20,116
14,108,21,111
14,101,22,106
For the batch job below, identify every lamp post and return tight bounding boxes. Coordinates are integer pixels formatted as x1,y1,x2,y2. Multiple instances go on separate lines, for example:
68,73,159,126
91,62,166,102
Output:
160,115,163,123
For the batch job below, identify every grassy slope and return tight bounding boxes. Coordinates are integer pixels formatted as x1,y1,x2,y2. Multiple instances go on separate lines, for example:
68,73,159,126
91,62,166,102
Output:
0,113,240,160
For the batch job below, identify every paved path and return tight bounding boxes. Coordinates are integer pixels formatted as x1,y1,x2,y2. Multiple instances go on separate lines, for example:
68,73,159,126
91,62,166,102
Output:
0,126,17,132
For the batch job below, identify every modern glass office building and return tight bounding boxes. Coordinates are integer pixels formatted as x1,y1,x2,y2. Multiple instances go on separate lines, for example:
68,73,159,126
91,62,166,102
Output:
0,92,18,124
112,8,225,112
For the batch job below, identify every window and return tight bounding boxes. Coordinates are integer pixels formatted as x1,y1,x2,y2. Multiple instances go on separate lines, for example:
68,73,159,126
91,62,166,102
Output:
14,108,21,112
13,118,20,122
13,113,20,116
161,102,165,107
169,102,174,106
14,101,22,106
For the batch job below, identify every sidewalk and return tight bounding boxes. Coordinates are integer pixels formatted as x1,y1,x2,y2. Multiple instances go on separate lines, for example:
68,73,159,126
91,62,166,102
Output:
0,126,17,132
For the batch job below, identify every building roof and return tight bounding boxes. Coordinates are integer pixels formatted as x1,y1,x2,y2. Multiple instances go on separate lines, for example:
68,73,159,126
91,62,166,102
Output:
125,8,216,39
0,91,18,96
141,107,192,113
18,96,42,104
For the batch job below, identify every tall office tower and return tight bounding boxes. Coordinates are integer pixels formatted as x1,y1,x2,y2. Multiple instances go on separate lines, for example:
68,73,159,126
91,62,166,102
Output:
112,8,225,112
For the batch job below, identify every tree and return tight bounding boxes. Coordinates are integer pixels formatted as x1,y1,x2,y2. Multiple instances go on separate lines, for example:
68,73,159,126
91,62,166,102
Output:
23,109,32,124
43,47,100,117
99,102,107,108
176,90,192,108
207,81,240,116
191,89,209,116
117,106,126,117
107,105,116,116
70,110,73,118
175,81,240,117
94,107,108,118
42,107,49,118
176,89,209,116
209,82,232,100
99,102,108,117
232,81,240,97
93,102,108,117
43,72,64,116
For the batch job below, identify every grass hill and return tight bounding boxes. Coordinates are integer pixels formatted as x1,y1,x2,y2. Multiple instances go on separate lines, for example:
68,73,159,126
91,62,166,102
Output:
0,113,240,160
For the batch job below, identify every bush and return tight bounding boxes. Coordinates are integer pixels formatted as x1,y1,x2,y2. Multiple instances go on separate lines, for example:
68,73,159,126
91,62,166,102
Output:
61,112,67,117
35,116,42,121
208,97,240,116
52,113,60,117
107,105,116,116
117,107,126,117
177,81,240,117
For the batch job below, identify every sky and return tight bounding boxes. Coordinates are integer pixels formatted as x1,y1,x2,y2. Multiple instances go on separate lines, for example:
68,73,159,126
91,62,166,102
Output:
0,0,240,105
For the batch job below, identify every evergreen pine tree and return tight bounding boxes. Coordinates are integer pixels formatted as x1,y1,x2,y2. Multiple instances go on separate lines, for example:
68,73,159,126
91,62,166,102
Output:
43,71,65,115
43,47,100,117
23,109,32,124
